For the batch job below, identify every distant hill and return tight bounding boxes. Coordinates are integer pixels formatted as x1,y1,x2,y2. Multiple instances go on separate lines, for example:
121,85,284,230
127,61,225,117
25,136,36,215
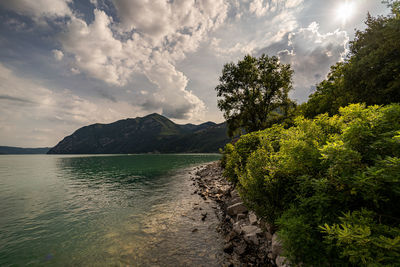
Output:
48,113,230,154
0,146,50,154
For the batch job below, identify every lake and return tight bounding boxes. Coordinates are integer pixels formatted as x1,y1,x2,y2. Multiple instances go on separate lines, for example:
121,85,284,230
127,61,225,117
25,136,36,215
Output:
0,154,225,266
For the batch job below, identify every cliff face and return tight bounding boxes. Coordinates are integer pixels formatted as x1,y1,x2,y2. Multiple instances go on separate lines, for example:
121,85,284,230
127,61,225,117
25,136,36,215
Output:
48,113,230,154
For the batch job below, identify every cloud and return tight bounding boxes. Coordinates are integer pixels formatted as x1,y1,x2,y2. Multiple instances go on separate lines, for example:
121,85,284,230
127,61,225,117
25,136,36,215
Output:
285,0,303,9
58,9,151,86
52,49,64,61
4,18,28,31
112,0,228,44
249,0,270,17
144,54,206,119
56,1,229,120
278,22,349,102
209,0,301,60
0,0,72,21
248,0,303,17
0,94,35,104
0,62,144,146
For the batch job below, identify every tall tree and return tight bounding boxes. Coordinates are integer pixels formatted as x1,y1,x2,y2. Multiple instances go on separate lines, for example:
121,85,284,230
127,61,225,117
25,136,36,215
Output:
216,54,294,137
300,62,348,118
344,3,400,105
302,1,400,118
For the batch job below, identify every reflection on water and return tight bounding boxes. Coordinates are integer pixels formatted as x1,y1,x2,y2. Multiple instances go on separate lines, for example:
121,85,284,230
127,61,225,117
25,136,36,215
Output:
0,154,224,266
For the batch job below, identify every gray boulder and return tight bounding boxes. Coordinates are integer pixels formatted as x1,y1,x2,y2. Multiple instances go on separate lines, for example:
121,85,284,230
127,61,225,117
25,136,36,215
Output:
272,233,283,257
248,211,258,225
233,221,243,235
244,233,259,245
276,255,290,267
241,225,262,236
227,202,248,216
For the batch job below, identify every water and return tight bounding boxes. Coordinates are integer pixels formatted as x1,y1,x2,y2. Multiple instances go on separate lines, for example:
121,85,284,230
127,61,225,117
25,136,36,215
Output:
0,154,224,266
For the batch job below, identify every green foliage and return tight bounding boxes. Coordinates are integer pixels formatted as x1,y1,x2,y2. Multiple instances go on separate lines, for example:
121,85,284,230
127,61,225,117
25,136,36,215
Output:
215,54,294,137
301,6,400,118
301,62,348,118
222,130,265,184
222,103,400,265
320,209,400,266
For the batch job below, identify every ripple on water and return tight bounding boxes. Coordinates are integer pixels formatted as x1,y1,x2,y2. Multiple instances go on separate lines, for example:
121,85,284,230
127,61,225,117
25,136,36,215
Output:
0,154,224,266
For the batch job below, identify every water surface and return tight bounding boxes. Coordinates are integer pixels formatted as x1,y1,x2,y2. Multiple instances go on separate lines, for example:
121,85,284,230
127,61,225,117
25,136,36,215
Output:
0,154,224,266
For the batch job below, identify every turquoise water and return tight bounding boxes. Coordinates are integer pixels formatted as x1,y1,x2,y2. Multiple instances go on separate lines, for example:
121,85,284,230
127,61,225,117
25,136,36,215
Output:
0,154,224,266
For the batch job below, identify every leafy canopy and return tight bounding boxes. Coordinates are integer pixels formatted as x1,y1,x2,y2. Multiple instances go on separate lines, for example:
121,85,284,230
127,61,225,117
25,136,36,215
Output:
301,3,400,118
216,54,294,137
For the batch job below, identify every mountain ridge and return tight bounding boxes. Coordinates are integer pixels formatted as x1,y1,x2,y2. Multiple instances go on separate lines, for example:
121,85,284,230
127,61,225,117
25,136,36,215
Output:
0,146,50,154
48,113,230,154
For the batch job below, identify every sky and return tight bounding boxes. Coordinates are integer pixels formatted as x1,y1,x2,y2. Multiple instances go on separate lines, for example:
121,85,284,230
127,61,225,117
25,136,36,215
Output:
0,0,391,147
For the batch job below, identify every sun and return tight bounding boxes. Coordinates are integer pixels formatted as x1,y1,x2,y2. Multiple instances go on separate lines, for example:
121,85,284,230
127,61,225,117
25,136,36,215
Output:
336,1,355,24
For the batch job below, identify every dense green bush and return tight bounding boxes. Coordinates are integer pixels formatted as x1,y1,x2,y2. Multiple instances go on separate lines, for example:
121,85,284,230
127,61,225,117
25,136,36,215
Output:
222,131,265,184
222,103,400,265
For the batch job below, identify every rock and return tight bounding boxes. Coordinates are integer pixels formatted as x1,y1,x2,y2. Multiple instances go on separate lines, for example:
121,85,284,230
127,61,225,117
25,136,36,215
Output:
241,225,262,236
228,197,242,206
248,212,258,225
265,231,273,241
275,255,289,267
201,212,207,221
223,243,234,254
244,233,259,245
234,241,247,255
230,190,240,199
225,231,237,242
259,219,275,233
232,221,242,235
237,213,246,220
227,202,248,216
272,233,283,258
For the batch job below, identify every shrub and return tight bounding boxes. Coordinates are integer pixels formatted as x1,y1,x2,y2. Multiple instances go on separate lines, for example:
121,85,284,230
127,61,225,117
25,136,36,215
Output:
222,103,400,265
320,209,400,266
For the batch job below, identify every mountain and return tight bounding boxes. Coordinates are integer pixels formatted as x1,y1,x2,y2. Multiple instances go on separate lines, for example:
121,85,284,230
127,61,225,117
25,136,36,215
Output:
0,146,50,154
47,113,230,154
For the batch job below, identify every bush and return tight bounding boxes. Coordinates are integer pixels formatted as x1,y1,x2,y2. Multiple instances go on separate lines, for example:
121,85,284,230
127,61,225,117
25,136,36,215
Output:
320,209,400,266
222,130,265,184
222,103,400,265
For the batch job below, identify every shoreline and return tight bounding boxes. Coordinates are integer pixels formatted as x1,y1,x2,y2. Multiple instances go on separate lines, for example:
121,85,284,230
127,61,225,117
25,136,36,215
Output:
191,161,289,267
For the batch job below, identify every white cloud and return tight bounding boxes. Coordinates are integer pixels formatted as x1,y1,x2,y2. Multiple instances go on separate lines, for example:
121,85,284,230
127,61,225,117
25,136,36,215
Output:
248,0,303,17
58,9,151,86
0,62,144,146
52,49,64,61
0,0,72,20
112,0,227,44
278,22,349,102
143,53,206,120
249,0,269,17
210,0,300,59
57,1,229,119
285,0,303,9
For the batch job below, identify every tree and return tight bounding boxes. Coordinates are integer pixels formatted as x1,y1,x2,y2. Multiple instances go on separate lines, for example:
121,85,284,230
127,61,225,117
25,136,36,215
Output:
215,54,294,137
300,62,348,118
344,4,400,106
301,2,400,118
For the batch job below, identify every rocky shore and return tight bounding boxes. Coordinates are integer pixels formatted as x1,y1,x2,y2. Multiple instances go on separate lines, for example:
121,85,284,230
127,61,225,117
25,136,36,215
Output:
191,161,290,267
